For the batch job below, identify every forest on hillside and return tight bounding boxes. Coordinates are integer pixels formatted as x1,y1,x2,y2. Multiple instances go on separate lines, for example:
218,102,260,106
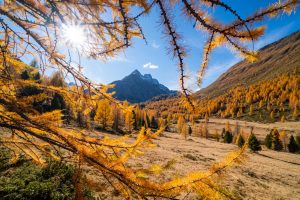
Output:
145,73,300,123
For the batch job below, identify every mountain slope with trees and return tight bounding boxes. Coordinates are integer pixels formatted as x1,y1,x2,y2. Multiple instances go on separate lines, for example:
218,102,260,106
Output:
144,31,300,122
196,30,300,99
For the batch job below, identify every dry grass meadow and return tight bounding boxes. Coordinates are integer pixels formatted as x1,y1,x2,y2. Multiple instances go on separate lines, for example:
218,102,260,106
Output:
83,120,300,200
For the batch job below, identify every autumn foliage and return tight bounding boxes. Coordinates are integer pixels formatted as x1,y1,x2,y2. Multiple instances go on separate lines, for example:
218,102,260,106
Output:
0,0,299,199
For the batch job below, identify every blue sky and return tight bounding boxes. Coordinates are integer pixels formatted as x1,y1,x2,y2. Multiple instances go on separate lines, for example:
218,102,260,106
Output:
78,1,300,91
12,1,299,91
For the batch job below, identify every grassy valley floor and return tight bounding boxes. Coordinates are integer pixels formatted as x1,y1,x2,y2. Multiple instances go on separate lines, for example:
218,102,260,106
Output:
83,129,300,200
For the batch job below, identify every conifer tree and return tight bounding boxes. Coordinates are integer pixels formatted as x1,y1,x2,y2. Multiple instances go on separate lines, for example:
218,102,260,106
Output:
293,106,298,120
20,70,30,80
281,115,286,122
145,114,151,128
158,118,165,129
288,135,298,153
265,133,272,149
214,129,220,142
181,123,188,140
272,129,283,151
150,116,158,129
249,104,253,116
94,99,114,130
177,116,184,133
295,135,300,150
125,110,135,133
248,133,262,152
237,134,245,148
188,126,192,136
132,110,138,130
259,100,263,108
112,105,121,132
224,131,233,144
270,111,275,120
279,130,288,150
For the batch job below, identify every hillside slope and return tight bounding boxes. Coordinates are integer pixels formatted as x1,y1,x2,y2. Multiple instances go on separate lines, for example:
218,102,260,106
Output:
196,30,300,99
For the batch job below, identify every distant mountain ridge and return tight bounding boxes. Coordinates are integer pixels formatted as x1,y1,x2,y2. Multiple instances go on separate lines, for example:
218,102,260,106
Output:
196,30,300,99
109,70,176,103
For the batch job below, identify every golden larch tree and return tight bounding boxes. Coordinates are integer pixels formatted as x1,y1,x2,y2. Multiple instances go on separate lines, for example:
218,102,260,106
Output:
94,99,114,130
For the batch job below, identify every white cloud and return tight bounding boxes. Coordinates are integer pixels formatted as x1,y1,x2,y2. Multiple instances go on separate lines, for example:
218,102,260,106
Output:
151,41,160,49
143,62,159,69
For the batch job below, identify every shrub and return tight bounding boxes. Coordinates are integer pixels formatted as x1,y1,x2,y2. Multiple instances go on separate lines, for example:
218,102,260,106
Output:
248,133,261,152
0,162,74,200
288,135,298,153
0,155,76,200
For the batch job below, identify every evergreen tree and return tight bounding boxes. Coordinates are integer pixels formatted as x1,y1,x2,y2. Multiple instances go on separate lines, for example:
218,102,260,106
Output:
132,110,137,130
145,114,150,128
295,135,300,150
51,93,65,110
177,116,184,133
112,105,121,132
288,135,298,153
224,131,233,144
20,70,30,80
188,126,192,136
125,110,135,133
279,130,288,150
150,116,158,129
139,118,145,128
182,124,188,140
272,129,283,151
237,134,245,148
264,133,272,149
33,71,41,79
248,133,261,152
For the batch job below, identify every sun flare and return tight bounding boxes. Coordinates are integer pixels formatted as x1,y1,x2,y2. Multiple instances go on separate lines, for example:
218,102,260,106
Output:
61,24,86,48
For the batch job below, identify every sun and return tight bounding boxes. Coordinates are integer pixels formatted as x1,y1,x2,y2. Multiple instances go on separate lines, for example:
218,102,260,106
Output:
61,24,86,48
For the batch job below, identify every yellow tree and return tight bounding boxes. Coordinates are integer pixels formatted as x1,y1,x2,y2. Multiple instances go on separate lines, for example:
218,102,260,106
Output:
94,99,114,130
293,106,298,119
177,115,185,133
125,110,134,133
181,123,188,140
279,130,288,150
249,104,253,116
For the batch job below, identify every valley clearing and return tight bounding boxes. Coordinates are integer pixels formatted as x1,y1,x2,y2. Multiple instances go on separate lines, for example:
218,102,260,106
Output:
83,123,300,200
